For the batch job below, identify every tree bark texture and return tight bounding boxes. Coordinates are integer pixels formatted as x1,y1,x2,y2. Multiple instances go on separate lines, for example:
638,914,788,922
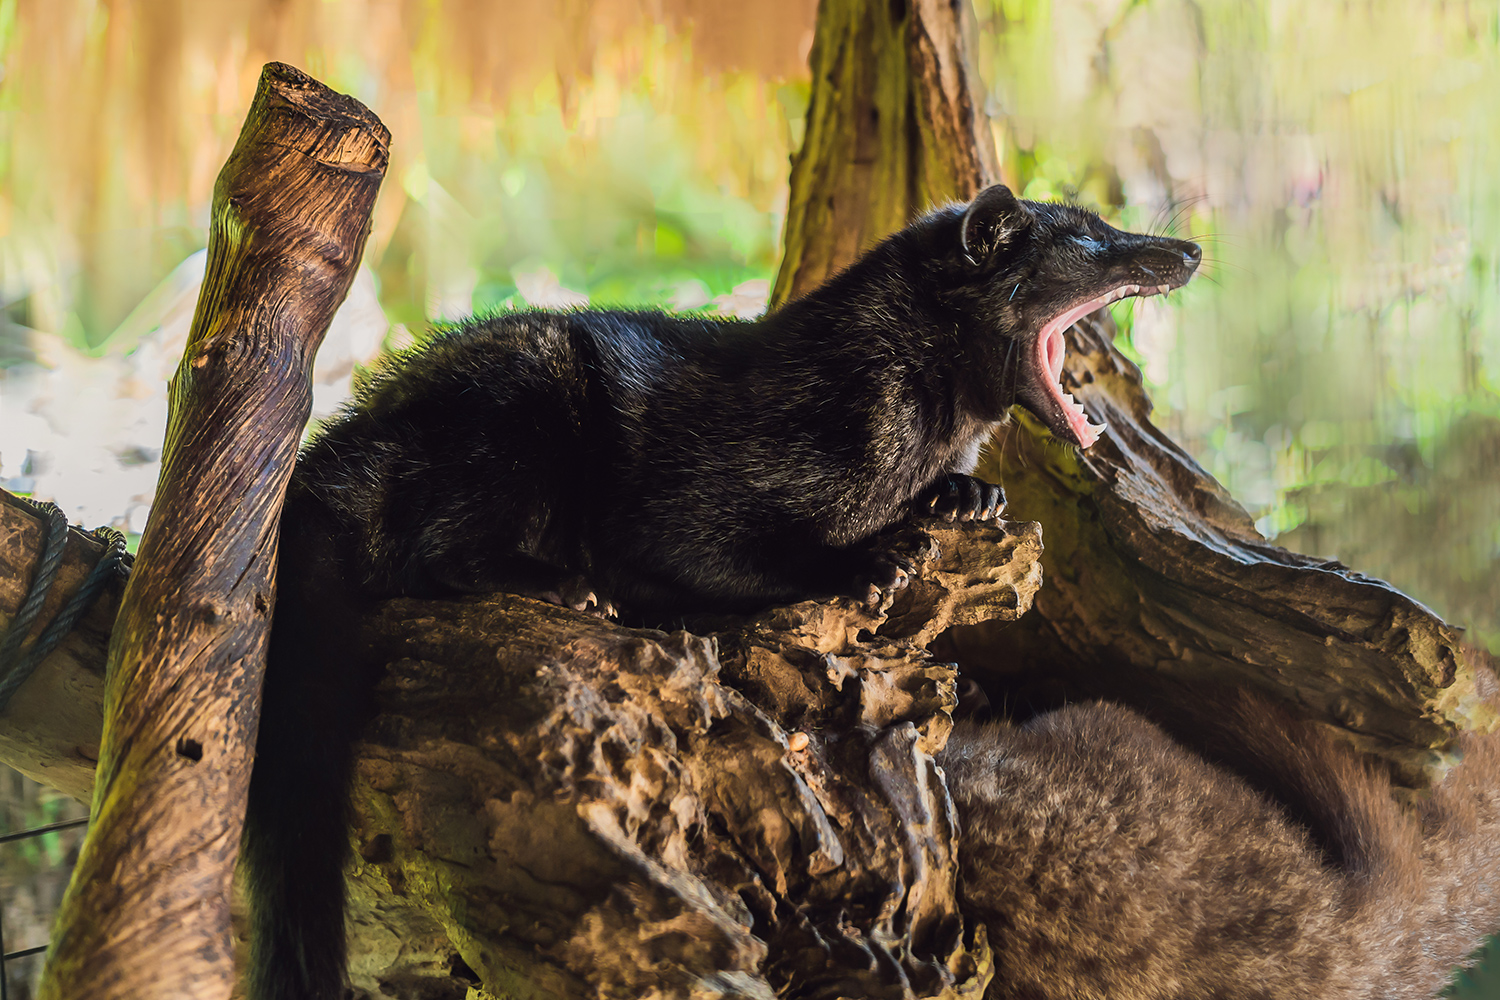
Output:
0,508,1041,999
770,0,999,306
38,63,388,1000
342,518,1039,1000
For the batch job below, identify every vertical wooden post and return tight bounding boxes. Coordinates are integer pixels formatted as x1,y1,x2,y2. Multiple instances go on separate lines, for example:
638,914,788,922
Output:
39,64,388,1000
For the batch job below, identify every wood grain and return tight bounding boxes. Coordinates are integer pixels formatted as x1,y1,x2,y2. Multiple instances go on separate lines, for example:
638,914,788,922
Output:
38,63,388,1000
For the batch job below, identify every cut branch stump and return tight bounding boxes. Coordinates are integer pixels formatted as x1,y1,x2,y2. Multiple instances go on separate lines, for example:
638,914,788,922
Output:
0,492,123,801
37,63,388,1000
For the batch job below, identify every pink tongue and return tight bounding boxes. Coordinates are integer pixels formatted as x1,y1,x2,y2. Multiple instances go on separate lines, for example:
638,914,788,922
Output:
1032,295,1117,448
1044,327,1065,382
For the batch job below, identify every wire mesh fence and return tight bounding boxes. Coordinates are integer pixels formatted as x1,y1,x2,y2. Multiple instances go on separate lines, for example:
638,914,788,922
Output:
0,767,87,1000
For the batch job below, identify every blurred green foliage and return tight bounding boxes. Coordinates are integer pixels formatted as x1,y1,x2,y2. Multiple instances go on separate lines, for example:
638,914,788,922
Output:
373,77,786,327
977,0,1500,656
0,766,89,997
0,2,803,358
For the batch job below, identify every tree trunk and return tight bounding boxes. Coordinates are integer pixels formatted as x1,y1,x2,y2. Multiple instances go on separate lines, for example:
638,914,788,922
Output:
35,63,388,1000
771,0,999,306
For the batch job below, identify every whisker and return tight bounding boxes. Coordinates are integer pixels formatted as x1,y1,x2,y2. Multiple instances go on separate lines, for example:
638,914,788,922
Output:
1164,203,1194,237
1147,200,1175,235
1197,257,1246,275
1155,194,1208,238
1186,234,1243,248
997,418,1033,475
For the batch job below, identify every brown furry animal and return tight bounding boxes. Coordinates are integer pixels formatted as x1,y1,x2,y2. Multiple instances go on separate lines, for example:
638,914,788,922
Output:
939,685,1500,999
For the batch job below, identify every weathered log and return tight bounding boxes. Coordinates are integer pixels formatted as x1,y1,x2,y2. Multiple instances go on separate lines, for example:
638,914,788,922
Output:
343,517,1039,1000
942,313,1496,788
38,63,388,1000
0,494,1041,998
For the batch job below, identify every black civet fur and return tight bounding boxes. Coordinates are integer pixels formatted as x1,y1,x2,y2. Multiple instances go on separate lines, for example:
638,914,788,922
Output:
244,185,1200,999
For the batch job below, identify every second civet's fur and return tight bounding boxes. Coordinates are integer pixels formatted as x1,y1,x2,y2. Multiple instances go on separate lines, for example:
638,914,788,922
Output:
942,685,1500,999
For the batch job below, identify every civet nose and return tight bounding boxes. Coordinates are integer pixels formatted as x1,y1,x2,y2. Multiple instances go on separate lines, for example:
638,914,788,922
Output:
1181,242,1203,271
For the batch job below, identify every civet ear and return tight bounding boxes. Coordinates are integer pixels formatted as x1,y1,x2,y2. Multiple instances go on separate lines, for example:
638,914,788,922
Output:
960,185,1033,264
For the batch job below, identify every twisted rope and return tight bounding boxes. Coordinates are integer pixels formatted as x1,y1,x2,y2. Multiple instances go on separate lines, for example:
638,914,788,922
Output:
0,499,131,711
